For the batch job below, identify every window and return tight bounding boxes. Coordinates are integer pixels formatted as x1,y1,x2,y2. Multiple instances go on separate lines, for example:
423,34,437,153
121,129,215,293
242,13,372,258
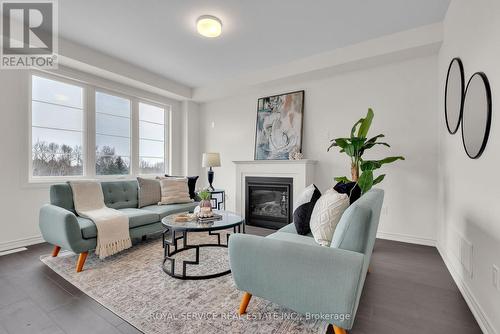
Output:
139,102,166,174
31,76,84,177
95,92,131,175
29,73,170,181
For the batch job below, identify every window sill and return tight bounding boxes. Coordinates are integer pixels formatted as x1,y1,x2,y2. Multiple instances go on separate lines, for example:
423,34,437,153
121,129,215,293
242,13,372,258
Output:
23,174,165,189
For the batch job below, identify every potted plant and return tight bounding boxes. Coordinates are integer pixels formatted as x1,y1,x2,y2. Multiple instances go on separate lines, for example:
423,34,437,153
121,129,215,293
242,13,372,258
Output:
328,108,405,196
197,189,213,217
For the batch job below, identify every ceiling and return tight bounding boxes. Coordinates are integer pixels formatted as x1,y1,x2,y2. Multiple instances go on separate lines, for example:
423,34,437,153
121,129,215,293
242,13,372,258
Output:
59,0,450,88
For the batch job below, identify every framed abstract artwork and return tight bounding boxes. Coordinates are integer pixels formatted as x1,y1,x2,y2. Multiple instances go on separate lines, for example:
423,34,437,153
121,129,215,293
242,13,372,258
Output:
254,90,304,160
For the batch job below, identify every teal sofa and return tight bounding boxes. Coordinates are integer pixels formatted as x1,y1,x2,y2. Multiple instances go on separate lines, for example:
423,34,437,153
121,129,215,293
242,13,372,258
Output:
39,180,198,272
229,188,384,334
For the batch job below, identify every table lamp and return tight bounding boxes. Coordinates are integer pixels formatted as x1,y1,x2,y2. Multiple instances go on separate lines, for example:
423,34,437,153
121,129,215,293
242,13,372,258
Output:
202,152,221,191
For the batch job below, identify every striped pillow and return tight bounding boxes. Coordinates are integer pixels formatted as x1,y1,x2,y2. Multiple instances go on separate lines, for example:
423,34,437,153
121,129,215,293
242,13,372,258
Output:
158,178,193,205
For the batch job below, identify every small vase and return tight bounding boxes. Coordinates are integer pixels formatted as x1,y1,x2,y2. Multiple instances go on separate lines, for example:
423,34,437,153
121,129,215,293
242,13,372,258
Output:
200,199,212,211
199,199,213,218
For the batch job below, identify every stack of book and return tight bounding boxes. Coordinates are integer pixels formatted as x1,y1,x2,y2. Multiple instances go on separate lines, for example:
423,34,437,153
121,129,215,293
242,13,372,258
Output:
198,213,223,223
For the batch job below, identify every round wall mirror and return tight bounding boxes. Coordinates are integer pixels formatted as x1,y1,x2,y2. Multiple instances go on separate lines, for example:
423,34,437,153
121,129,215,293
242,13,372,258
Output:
445,58,465,134
461,72,492,159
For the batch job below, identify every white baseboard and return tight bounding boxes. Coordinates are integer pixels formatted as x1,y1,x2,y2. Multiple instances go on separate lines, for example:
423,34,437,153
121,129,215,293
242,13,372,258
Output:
437,244,496,334
0,235,44,252
376,231,436,246
0,247,28,256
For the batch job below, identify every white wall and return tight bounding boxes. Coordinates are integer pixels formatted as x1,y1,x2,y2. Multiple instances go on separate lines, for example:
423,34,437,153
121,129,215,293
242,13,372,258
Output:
194,23,443,102
0,69,185,251
199,55,439,245
437,1,500,333
0,70,46,249
181,101,201,176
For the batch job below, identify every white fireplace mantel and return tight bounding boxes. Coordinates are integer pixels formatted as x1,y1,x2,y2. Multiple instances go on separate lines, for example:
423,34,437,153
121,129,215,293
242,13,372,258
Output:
233,160,318,165
233,160,317,217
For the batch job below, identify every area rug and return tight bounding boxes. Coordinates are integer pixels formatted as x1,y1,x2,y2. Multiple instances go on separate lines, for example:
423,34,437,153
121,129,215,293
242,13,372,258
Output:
41,231,328,334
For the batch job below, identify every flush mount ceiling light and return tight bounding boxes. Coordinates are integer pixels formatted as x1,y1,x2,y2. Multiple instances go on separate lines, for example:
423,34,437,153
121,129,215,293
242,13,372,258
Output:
196,15,222,38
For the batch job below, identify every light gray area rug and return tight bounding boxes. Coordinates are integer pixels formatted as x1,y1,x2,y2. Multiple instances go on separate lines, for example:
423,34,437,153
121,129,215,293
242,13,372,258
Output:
41,231,328,334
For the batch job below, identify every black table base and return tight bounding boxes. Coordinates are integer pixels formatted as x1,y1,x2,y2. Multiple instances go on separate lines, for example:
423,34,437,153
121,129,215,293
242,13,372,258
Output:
162,223,243,280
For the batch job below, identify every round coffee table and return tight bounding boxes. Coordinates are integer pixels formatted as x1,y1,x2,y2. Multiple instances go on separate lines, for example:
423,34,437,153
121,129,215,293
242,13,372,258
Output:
161,211,245,280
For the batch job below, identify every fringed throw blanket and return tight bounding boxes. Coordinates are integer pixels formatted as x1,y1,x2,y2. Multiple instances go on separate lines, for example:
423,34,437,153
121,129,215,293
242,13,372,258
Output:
69,181,132,259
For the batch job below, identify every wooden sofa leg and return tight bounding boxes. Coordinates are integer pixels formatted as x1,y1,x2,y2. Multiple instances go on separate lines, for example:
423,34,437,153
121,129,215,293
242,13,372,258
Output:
238,292,252,315
333,325,348,334
76,252,88,272
367,266,372,274
51,246,61,257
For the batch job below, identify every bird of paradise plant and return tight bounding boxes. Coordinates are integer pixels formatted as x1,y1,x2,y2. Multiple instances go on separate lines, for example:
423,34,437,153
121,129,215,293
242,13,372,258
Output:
327,108,405,194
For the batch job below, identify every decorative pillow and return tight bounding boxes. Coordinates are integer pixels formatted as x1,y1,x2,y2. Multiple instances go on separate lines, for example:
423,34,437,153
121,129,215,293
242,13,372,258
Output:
137,177,161,208
310,189,350,246
333,181,361,204
293,184,322,235
165,175,199,199
158,178,193,205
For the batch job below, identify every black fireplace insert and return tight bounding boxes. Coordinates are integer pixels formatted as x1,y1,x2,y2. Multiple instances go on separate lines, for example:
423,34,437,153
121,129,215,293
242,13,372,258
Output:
245,176,293,229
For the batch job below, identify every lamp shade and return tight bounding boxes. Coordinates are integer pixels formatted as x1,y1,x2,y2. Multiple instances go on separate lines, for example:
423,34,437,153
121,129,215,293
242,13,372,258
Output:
202,152,221,167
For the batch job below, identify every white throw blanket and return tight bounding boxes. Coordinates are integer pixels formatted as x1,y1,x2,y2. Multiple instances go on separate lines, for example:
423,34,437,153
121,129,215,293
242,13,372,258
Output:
69,181,132,259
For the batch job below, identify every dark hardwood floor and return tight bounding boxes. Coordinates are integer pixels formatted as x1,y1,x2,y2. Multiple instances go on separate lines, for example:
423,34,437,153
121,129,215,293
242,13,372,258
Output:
0,226,482,334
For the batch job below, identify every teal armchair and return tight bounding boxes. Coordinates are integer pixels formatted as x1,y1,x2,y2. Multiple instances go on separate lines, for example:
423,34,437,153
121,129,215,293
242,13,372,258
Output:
229,189,384,333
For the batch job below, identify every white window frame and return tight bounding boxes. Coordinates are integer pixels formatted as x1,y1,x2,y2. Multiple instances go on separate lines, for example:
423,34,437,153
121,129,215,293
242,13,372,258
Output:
137,99,168,176
94,88,133,179
29,72,88,182
28,70,171,183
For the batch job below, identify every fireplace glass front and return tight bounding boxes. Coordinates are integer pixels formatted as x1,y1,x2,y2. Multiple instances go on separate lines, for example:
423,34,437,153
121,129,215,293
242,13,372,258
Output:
245,176,293,229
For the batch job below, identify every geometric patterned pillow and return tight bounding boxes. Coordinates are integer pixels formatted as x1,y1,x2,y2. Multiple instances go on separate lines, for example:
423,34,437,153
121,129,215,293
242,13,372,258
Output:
309,189,349,246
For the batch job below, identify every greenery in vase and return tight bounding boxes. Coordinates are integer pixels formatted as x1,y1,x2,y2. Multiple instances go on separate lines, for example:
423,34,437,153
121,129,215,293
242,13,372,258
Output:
198,190,211,201
327,108,405,194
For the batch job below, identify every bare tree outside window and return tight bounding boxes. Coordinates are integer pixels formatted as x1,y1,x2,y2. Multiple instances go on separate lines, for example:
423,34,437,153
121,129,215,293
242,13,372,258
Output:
32,141,83,176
